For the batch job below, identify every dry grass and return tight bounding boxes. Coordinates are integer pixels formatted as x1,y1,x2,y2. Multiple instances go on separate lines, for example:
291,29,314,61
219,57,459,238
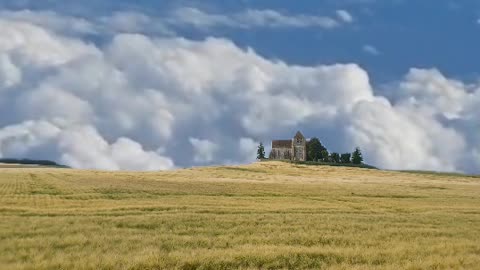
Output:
0,161,479,269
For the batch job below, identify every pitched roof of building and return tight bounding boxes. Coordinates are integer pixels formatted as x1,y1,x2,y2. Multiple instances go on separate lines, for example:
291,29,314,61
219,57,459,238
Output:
272,140,292,148
294,131,305,139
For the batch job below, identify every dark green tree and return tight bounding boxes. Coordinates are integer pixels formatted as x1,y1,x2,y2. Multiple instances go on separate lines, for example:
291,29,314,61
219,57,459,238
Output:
352,147,364,164
320,149,330,162
257,142,266,160
330,152,340,163
307,137,327,161
340,153,352,163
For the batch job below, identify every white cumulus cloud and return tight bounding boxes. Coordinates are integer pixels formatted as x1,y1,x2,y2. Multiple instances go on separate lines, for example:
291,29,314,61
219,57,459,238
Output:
59,126,174,171
189,138,219,164
0,9,479,174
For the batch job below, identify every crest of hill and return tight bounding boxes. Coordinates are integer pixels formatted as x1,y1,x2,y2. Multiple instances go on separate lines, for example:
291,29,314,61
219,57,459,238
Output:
182,161,479,185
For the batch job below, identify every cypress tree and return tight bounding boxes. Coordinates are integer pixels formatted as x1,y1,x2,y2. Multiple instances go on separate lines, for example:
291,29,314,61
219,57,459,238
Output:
352,147,364,164
257,142,266,160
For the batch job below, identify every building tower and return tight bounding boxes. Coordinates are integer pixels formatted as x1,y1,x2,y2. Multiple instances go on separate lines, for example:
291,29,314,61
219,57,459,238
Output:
292,131,306,161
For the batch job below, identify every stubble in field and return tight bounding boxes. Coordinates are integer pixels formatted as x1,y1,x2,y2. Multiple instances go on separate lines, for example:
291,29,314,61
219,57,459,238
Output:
0,162,479,269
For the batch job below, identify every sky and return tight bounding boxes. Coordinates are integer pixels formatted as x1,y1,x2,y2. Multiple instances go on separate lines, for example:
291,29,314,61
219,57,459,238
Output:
0,0,479,172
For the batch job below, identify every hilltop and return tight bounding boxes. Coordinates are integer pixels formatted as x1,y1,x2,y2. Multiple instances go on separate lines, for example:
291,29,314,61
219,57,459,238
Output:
0,162,479,269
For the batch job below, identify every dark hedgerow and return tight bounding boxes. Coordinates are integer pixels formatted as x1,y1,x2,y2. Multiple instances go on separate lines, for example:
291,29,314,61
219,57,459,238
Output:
283,160,378,170
0,158,69,168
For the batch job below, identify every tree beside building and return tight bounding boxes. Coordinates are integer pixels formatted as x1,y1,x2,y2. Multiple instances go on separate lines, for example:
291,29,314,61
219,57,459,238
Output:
257,142,266,160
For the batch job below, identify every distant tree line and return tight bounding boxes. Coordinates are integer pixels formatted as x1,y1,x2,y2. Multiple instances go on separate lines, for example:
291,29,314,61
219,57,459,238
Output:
0,158,66,167
306,137,363,164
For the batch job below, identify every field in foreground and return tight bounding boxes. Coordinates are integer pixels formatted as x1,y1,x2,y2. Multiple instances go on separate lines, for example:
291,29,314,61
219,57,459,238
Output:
0,162,479,269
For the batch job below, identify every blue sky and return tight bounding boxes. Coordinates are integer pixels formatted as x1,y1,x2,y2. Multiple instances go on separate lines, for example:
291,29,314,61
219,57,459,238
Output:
0,0,479,172
4,0,480,83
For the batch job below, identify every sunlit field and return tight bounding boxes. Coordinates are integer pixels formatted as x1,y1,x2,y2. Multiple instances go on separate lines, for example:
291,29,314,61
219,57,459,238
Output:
1,161,479,269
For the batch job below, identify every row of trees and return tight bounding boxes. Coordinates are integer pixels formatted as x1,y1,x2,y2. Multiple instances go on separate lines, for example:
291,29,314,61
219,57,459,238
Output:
306,137,364,164
256,138,364,165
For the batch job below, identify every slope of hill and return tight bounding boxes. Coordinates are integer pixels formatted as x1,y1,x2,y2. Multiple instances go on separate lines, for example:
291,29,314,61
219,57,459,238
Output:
0,162,479,269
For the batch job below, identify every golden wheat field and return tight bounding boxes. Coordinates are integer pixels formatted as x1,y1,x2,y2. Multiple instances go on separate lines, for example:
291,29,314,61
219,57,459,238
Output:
0,161,479,270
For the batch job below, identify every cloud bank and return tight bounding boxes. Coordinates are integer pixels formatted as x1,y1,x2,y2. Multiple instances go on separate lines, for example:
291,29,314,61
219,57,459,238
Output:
0,10,479,173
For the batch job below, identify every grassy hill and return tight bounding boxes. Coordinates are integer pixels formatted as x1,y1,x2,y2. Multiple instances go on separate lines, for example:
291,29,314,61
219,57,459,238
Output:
0,162,479,269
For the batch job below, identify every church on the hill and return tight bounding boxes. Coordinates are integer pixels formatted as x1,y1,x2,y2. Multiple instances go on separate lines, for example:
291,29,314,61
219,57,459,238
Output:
270,131,307,161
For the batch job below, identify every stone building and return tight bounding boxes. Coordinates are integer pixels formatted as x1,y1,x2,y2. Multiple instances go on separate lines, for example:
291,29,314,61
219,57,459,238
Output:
270,131,307,161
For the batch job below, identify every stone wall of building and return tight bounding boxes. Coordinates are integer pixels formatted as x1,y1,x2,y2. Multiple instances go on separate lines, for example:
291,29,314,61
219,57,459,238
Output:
270,131,307,161
269,147,293,160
